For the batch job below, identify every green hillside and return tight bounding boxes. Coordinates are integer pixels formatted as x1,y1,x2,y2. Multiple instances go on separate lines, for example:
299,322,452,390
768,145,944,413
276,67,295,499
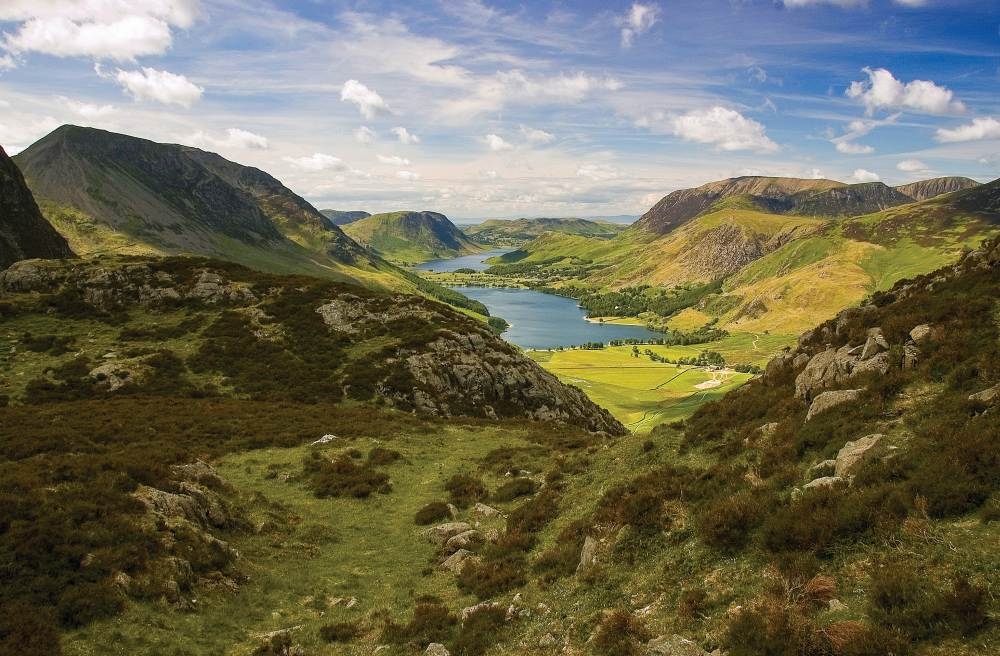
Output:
343,211,483,265
466,217,627,247
320,209,371,226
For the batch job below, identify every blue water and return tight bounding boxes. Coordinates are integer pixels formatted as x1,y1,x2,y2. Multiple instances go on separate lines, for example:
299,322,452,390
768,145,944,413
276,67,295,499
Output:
413,249,511,273
451,286,663,350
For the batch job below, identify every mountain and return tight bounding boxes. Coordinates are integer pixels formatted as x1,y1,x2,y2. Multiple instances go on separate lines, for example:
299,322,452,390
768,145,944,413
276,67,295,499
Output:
788,181,914,217
342,211,483,264
320,209,371,226
466,217,627,247
487,177,1000,334
0,145,74,270
633,176,843,235
895,176,981,201
11,125,395,285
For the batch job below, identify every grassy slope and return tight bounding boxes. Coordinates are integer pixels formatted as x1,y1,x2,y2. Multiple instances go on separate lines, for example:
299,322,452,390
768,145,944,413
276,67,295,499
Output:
529,332,792,433
343,212,483,265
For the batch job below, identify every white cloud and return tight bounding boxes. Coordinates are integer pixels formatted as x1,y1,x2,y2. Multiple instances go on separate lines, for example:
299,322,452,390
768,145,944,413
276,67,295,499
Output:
1,0,199,62
669,106,778,152
58,96,115,118
396,170,421,181
377,154,410,166
851,168,880,183
107,66,203,107
480,170,499,180
0,54,16,71
340,79,391,120
619,3,660,48
846,67,965,116
934,116,1000,143
482,134,513,151
391,126,420,144
519,125,554,145
576,164,621,181
893,0,929,6
354,126,376,144
283,153,347,172
836,141,874,154
897,159,929,173
446,70,622,118
187,128,269,150
0,115,60,153
783,0,868,7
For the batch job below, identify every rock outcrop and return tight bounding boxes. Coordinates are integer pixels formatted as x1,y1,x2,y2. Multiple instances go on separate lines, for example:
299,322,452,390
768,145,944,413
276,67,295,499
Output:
0,144,74,270
835,434,886,478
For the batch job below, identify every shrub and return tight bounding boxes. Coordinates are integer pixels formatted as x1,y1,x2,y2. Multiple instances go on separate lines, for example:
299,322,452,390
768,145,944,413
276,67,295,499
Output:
385,602,456,647
319,621,360,642
697,492,762,552
941,575,988,637
677,587,708,620
456,556,526,599
367,447,402,466
56,583,124,628
641,440,655,453
414,501,452,526
302,452,391,498
506,490,559,534
445,474,488,508
592,609,650,656
0,604,62,656
866,564,943,640
492,477,538,503
451,604,507,656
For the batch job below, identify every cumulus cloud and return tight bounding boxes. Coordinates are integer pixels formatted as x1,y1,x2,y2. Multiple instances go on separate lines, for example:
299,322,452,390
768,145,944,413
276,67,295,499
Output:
104,66,203,107
896,159,929,173
58,96,115,119
618,3,660,48
851,168,880,182
846,67,965,116
396,170,421,181
354,126,376,144
283,153,348,172
340,79,391,120
669,106,778,152
1,0,199,62
576,164,621,181
836,141,874,154
482,134,513,151
934,116,1000,143
446,70,622,118
391,126,420,144
0,54,16,71
519,125,554,145
377,154,410,166
187,128,269,151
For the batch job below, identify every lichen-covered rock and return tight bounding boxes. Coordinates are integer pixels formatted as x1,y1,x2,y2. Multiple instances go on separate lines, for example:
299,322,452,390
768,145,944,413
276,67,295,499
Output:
804,476,844,490
795,347,857,400
646,634,712,656
860,328,889,360
806,389,863,421
576,535,598,575
909,324,932,343
441,549,478,574
444,529,483,553
423,522,473,547
835,434,886,478
969,384,1000,407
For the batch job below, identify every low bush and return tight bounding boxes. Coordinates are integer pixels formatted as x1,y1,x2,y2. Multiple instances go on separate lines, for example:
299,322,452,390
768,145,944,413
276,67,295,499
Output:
456,556,526,600
451,604,507,656
492,477,538,503
592,609,650,656
414,501,452,526
445,473,488,508
697,492,763,552
302,451,391,498
384,601,457,647
367,447,402,466
319,621,360,643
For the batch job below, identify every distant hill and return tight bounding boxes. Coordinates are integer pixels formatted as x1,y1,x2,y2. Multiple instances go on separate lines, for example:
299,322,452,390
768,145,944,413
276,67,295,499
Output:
320,209,371,226
0,145,74,270
342,211,483,264
895,176,981,201
466,217,627,247
489,176,1000,334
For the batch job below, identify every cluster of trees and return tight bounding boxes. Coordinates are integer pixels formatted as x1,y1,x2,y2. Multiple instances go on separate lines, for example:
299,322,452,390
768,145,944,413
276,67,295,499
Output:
637,348,727,367
547,280,724,319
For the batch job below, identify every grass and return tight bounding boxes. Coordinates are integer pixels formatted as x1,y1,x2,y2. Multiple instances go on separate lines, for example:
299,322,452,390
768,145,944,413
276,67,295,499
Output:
526,331,791,432
60,423,531,656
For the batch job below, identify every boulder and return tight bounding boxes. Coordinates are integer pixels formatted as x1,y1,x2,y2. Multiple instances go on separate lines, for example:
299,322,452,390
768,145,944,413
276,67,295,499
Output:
461,601,504,622
576,535,598,575
803,476,844,490
444,530,483,552
860,328,889,361
472,502,501,517
538,633,558,647
909,324,932,343
795,347,857,400
852,351,890,378
424,644,450,656
758,423,779,439
646,634,711,656
835,434,886,478
809,459,837,474
422,522,472,546
969,384,1000,407
441,549,477,574
806,389,862,421
902,345,920,370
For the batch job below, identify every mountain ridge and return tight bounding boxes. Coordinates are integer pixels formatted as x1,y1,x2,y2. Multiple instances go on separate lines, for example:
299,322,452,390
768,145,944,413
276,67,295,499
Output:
343,210,483,264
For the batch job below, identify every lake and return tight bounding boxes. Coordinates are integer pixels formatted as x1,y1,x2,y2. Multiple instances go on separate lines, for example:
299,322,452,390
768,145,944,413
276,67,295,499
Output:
413,249,511,273
450,286,663,350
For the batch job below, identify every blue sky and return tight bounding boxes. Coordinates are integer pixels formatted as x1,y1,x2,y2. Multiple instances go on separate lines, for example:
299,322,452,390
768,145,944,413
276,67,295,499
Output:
1,0,998,218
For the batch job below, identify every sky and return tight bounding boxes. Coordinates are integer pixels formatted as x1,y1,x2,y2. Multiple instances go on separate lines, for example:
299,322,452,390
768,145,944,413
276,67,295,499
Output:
0,0,998,219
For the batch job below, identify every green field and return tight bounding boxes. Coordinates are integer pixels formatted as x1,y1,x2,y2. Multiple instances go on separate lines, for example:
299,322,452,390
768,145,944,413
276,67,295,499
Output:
529,332,792,432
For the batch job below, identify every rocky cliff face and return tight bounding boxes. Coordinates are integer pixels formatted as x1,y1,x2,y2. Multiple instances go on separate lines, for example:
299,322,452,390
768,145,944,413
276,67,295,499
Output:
789,182,914,217
0,256,624,434
895,176,981,201
0,145,74,270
